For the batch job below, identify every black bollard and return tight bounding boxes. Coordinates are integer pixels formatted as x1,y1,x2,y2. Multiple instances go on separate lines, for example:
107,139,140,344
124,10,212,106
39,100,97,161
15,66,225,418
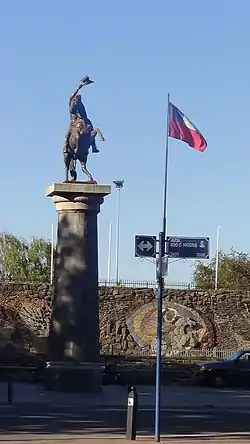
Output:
7,376,13,404
126,386,138,440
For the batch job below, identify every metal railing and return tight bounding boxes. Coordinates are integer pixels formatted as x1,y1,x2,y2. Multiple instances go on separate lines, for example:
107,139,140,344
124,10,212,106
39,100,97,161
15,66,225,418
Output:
0,279,193,289
99,279,195,289
1,279,250,291
101,347,236,360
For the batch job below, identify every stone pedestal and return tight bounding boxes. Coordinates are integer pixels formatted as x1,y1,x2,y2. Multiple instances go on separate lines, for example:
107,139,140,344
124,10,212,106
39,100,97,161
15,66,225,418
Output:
45,182,110,390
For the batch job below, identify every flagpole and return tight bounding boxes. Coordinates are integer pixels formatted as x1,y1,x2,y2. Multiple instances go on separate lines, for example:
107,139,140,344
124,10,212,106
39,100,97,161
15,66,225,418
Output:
155,93,170,443
162,93,170,239
215,226,220,290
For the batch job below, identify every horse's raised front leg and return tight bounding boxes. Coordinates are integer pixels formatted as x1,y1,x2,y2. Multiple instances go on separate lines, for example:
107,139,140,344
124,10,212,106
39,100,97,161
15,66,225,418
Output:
80,161,96,183
91,128,105,141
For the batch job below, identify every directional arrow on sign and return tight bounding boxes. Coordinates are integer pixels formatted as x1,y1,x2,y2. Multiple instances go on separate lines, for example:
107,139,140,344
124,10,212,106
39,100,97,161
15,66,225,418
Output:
138,240,153,252
135,235,157,258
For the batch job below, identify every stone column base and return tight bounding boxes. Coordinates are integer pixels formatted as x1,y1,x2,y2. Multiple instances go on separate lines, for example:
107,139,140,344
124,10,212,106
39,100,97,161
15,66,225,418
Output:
43,361,104,392
45,182,111,362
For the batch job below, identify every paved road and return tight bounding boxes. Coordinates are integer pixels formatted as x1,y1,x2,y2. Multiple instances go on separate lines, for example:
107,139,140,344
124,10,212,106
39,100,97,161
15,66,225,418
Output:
2,383,250,408
0,403,250,439
1,384,250,440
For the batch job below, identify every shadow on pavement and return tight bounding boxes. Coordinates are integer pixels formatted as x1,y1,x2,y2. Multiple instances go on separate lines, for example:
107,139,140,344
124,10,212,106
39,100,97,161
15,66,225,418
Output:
1,384,250,438
0,404,250,438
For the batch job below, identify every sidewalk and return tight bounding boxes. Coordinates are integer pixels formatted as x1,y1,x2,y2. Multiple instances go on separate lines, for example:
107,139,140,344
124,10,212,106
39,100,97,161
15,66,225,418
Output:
1,436,250,443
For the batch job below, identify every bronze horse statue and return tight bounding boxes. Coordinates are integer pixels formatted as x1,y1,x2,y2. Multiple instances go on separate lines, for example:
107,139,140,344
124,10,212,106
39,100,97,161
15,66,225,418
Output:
63,76,105,182
63,116,105,182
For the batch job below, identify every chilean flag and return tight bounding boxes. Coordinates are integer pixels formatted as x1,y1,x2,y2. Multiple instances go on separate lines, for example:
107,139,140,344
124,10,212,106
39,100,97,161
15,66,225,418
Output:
168,102,207,152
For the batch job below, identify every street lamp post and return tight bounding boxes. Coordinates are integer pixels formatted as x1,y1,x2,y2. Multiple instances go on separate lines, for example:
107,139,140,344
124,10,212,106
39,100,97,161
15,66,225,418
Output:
113,180,124,284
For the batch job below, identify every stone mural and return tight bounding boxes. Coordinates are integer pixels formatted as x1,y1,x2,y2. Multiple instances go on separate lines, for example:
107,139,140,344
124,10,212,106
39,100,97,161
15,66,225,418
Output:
126,301,215,353
1,283,250,355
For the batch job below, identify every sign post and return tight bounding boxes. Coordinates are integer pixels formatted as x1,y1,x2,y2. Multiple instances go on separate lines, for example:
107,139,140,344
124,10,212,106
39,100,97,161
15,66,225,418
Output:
135,232,209,443
155,231,164,443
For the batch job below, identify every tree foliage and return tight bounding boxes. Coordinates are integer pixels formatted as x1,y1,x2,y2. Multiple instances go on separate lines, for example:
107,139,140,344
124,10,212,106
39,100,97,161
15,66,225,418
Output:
192,248,250,290
0,233,52,283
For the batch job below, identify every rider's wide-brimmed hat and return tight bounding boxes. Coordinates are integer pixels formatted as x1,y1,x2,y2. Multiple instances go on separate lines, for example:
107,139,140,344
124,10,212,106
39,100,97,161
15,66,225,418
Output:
81,76,94,85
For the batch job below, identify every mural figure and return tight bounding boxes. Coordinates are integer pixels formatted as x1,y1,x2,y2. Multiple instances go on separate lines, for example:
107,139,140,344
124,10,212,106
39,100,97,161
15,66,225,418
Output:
126,301,215,353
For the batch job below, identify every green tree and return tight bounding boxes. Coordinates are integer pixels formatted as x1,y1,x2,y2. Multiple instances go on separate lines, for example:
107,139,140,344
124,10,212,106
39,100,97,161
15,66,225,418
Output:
192,248,250,290
0,233,53,282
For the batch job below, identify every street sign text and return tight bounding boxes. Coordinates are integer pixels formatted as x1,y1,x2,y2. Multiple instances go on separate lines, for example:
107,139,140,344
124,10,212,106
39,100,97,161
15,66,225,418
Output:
166,236,209,259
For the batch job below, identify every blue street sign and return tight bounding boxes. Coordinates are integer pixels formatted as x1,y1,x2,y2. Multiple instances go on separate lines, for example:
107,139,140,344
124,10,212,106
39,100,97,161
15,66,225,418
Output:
135,235,157,258
166,236,209,259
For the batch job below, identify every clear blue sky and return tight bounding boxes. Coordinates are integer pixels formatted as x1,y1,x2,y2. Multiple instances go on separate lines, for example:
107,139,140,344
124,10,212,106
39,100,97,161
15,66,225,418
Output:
0,1,249,283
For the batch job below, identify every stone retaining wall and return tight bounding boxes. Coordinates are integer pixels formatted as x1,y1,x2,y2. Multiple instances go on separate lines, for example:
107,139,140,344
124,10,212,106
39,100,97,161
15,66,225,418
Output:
0,283,250,355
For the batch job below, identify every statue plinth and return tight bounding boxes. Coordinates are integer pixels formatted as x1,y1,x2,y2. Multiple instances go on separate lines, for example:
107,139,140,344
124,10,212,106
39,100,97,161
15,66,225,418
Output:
45,182,111,391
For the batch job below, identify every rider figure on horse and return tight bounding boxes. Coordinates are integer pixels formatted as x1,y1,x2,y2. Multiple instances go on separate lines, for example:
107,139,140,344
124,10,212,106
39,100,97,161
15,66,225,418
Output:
63,76,105,182
64,76,100,154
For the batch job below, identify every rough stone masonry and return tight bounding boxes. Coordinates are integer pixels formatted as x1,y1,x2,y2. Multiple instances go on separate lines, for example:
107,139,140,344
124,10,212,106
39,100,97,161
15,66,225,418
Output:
1,283,250,355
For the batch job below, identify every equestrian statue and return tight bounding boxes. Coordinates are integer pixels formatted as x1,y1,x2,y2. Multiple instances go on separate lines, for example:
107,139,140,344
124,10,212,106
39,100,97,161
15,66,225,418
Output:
63,76,105,182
